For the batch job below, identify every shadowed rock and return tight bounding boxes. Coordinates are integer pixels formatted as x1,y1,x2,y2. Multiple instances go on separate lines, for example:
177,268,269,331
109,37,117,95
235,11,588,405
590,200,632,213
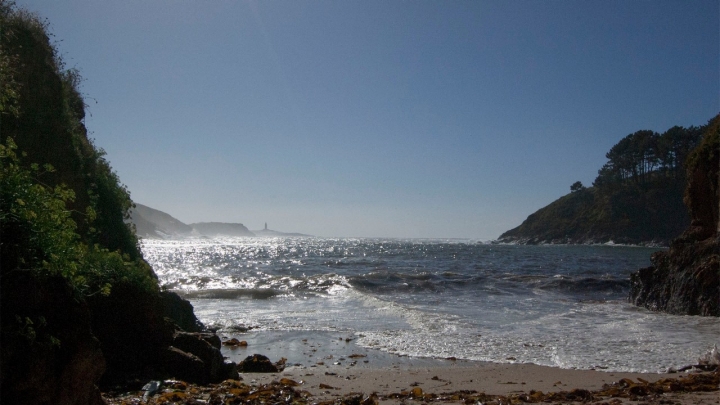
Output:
237,354,279,373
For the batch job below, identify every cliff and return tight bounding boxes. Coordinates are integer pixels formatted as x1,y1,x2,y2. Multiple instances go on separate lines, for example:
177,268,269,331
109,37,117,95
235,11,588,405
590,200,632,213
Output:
629,114,720,316
0,5,235,404
129,204,258,238
498,183,687,246
130,203,194,238
190,222,255,237
129,204,312,239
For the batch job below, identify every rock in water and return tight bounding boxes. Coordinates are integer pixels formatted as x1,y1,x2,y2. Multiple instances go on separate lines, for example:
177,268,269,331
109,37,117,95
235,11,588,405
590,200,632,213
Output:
629,238,719,315
237,354,279,373
0,274,106,405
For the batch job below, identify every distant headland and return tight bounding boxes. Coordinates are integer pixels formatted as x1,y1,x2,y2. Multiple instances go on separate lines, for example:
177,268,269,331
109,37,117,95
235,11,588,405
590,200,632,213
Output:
129,203,312,239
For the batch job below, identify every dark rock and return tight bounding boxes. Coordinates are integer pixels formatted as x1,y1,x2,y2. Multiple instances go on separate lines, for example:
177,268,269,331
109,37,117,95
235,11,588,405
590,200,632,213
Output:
1,274,106,405
160,347,206,384
223,338,248,347
169,331,235,383
629,238,719,316
141,380,162,402
160,291,204,332
237,354,279,373
89,282,175,386
91,285,235,387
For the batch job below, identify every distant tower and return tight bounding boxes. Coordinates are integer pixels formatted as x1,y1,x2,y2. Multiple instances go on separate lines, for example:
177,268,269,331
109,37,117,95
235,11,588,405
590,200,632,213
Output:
264,222,267,230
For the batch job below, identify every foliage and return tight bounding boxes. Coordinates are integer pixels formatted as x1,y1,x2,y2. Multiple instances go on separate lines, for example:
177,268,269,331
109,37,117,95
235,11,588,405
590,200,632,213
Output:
0,0,142,258
0,138,158,298
0,9,167,382
0,0,156,301
0,4,198,399
594,127,702,189
570,181,585,193
685,116,719,186
682,114,720,233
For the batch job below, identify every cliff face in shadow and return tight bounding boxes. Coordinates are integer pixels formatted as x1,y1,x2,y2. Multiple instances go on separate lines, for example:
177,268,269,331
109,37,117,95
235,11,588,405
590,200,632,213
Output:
498,183,687,246
0,5,233,404
629,114,720,316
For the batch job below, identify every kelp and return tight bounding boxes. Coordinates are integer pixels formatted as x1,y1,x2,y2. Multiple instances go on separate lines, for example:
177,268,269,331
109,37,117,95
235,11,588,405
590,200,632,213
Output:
104,370,718,405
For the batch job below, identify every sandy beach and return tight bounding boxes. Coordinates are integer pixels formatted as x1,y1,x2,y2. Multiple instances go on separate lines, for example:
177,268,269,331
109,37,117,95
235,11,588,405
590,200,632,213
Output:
105,362,720,405
241,364,718,404
103,330,718,404
221,331,719,404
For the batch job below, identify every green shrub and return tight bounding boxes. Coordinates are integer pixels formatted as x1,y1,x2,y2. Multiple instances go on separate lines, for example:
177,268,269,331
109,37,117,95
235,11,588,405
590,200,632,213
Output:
0,137,157,299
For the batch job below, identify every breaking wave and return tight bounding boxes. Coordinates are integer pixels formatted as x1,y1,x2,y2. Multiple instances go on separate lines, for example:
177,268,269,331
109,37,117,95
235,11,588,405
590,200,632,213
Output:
141,237,720,373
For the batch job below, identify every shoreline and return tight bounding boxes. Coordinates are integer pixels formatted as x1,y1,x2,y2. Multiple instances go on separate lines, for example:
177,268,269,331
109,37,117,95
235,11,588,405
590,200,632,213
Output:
218,329,712,374
221,330,718,404
104,329,719,404
242,363,718,404
493,238,669,248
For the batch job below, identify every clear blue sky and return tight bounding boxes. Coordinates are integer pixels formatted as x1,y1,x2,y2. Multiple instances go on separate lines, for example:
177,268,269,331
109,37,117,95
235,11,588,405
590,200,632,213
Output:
16,0,719,238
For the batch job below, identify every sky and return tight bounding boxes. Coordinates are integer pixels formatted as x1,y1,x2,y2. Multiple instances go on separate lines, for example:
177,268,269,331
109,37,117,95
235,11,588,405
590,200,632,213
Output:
14,0,720,239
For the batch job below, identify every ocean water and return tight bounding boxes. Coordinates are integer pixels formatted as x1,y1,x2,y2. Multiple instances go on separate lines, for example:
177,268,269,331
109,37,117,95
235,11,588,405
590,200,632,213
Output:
141,238,719,373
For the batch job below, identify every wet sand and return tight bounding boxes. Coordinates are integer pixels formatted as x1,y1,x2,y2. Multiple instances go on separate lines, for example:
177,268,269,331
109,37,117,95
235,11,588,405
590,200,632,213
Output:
242,365,718,404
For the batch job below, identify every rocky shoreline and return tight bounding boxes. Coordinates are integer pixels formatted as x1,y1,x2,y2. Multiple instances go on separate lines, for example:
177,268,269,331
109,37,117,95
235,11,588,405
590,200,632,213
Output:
629,235,719,316
1,273,238,404
100,328,720,404
495,236,669,247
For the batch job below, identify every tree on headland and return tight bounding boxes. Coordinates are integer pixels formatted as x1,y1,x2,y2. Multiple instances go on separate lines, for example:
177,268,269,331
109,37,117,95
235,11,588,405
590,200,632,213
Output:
593,127,702,189
501,120,708,245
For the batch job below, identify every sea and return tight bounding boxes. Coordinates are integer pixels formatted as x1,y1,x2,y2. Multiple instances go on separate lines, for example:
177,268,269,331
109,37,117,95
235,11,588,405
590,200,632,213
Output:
141,237,720,374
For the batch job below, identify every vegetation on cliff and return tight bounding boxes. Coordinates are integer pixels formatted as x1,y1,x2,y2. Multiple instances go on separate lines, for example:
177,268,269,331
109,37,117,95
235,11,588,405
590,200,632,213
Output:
629,114,719,316
0,3,229,404
499,124,704,245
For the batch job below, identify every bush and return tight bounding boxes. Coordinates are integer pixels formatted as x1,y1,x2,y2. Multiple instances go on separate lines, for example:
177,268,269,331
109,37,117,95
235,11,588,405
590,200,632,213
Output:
0,137,157,299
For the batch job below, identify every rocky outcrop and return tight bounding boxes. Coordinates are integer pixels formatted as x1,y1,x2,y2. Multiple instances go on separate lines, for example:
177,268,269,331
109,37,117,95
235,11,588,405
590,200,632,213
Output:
160,291,204,332
165,332,237,384
90,286,235,388
0,257,225,396
630,238,719,315
629,114,720,316
237,354,280,373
